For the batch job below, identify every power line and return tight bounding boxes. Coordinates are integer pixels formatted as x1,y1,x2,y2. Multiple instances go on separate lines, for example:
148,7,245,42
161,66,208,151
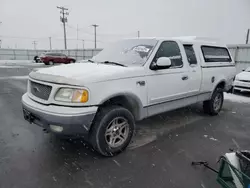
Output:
92,24,99,49
0,35,48,40
57,6,69,49
67,24,136,37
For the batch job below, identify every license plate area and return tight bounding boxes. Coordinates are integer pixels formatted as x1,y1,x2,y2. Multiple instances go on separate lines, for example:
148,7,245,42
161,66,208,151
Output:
23,108,34,123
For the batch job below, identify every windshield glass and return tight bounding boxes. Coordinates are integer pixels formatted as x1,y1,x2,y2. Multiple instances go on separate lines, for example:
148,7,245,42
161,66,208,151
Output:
92,39,158,66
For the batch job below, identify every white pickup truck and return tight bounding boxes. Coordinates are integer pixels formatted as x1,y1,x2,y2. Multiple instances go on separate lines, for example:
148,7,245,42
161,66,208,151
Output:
22,37,236,156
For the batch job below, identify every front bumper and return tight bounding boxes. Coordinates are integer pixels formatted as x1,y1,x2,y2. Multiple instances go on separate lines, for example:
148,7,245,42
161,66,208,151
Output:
22,93,98,136
233,80,250,92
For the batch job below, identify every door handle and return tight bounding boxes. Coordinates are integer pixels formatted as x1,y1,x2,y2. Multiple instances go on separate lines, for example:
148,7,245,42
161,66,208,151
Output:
137,81,145,86
182,76,189,80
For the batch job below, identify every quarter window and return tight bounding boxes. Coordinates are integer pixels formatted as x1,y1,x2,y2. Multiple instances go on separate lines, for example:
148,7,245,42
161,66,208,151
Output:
154,41,183,68
201,46,232,63
184,45,197,65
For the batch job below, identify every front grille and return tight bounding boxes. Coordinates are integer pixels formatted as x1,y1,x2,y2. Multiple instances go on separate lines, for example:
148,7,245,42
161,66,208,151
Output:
30,81,52,100
239,80,250,83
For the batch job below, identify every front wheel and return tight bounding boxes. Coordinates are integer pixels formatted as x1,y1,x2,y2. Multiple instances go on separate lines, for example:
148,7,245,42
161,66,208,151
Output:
90,106,135,157
203,88,224,116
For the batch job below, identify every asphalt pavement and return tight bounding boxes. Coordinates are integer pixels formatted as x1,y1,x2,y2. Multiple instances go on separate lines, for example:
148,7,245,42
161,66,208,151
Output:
0,62,250,188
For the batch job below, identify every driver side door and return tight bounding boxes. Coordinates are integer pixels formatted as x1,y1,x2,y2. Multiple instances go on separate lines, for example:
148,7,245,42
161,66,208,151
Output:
146,41,192,117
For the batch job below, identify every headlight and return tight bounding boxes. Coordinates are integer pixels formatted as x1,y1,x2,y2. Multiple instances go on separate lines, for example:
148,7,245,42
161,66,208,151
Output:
55,88,89,103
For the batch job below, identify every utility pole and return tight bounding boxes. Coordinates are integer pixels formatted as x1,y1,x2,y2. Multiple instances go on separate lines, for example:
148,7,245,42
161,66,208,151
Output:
246,29,250,44
82,40,85,59
32,41,37,50
57,6,69,49
49,37,52,50
82,40,85,50
0,22,2,48
76,24,79,49
92,24,98,49
137,31,140,38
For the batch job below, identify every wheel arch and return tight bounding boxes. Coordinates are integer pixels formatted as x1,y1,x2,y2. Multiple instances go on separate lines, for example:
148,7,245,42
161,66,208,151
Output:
98,93,145,121
215,80,226,90
209,79,226,99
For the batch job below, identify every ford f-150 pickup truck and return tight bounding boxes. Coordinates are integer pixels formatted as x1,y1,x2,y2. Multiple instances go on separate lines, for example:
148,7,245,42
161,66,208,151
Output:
22,37,236,156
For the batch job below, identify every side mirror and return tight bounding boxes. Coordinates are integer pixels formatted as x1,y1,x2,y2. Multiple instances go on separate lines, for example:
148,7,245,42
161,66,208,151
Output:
242,69,245,72
151,57,171,70
156,57,171,67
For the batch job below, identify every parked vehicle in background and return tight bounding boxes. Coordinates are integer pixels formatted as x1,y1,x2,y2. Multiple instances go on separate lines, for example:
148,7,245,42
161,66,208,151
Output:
233,67,250,92
40,52,76,65
33,55,40,63
33,52,47,63
22,37,236,156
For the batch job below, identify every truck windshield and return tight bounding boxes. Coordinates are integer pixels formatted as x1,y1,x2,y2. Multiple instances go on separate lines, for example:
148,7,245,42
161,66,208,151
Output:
92,39,158,66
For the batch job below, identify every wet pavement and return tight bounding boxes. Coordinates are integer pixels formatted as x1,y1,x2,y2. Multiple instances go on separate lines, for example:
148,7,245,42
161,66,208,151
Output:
0,62,250,188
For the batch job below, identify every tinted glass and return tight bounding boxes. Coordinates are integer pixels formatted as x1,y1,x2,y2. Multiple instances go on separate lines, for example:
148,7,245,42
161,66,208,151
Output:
218,161,237,188
46,53,57,56
155,41,183,67
184,45,197,65
201,46,232,62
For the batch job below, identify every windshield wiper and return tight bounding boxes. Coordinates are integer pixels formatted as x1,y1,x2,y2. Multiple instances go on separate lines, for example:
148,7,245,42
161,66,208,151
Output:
102,61,126,67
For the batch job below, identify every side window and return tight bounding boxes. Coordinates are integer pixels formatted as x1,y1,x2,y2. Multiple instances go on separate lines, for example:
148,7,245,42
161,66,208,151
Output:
201,46,232,63
154,41,183,68
184,45,197,65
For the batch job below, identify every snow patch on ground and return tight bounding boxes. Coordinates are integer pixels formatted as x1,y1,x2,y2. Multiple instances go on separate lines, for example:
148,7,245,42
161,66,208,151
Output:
0,60,43,67
0,76,28,80
224,93,250,104
0,60,33,64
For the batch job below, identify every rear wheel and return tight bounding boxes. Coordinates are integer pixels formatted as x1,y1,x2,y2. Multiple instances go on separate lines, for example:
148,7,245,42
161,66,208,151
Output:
90,105,135,157
203,88,224,115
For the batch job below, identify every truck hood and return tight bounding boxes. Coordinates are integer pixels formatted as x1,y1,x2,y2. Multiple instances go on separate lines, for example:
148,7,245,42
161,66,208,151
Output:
29,63,145,85
236,71,250,81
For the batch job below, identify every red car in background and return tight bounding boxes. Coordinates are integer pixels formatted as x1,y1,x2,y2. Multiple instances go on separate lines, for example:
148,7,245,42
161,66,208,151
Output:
40,52,76,65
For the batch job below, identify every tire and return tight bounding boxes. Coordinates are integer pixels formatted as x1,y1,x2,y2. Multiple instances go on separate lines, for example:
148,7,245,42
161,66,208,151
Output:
203,88,224,116
49,61,54,65
233,87,240,94
90,105,135,157
70,60,74,64
34,56,39,63
227,86,233,93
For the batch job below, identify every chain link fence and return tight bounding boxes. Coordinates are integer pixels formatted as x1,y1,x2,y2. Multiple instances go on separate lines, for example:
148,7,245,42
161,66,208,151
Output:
0,45,250,73
228,45,250,73
0,48,102,61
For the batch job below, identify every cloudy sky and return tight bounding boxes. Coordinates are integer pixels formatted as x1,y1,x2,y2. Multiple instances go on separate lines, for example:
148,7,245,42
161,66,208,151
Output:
1,0,250,49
